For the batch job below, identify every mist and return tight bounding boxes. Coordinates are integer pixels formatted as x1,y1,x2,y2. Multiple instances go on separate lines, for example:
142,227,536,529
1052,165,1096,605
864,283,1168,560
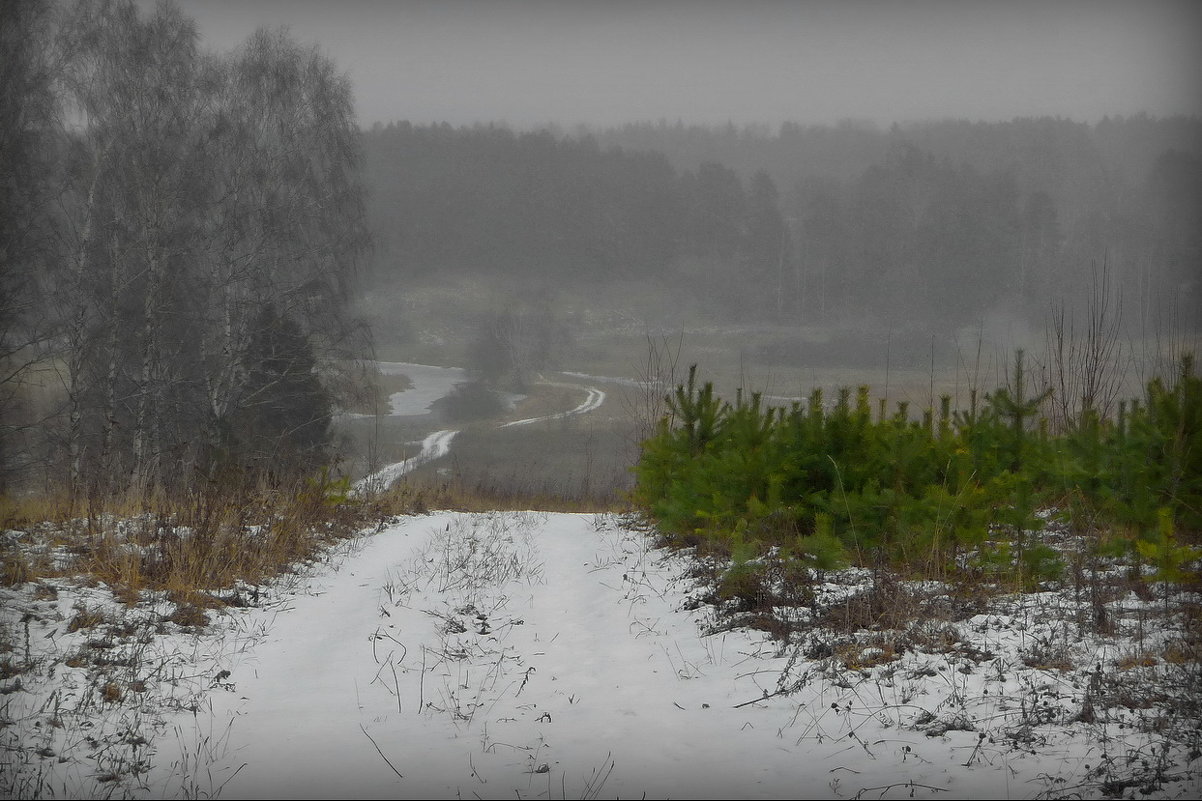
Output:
171,0,1202,129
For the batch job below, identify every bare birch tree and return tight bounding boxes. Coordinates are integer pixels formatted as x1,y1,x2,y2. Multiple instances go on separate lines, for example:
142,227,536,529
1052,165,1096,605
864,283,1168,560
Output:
199,25,370,480
25,0,370,497
0,0,59,493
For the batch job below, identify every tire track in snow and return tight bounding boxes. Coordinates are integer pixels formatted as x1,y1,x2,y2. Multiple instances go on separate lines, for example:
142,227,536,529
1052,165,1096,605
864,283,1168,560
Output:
500,384,605,427
355,379,606,493
353,428,457,494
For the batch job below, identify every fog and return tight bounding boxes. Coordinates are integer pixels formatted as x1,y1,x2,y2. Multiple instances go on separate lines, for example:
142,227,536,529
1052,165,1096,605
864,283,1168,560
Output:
169,0,1202,129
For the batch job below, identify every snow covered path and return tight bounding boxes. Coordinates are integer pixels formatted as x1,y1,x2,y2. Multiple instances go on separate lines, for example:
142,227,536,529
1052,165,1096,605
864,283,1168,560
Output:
500,384,605,427
145,512,1155,800
152,513,841,799
353,429,458,494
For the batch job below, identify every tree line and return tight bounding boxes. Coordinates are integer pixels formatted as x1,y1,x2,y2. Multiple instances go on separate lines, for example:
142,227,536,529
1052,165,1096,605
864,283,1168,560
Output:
1,0,370,498
364,115,1200,332
362,121,791,321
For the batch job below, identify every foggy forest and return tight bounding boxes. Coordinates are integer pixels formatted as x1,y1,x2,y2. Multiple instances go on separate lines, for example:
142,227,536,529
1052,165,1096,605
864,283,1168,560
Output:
3,1,1200,499
2,1,1201,799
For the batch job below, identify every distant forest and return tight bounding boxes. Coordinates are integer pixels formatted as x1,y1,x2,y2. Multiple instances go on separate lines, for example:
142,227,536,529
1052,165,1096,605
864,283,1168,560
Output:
362,115,1201,334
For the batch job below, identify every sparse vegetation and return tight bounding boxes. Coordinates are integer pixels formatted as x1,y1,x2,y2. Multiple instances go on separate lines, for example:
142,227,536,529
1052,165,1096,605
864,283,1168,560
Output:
0,472,410,603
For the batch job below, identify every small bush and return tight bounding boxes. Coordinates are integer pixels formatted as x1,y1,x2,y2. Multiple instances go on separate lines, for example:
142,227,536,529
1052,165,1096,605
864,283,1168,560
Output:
1,554,32,587
435,381,505,422
100,681,124,703
66,605,110,633
716,560,769,612
166,603,209,630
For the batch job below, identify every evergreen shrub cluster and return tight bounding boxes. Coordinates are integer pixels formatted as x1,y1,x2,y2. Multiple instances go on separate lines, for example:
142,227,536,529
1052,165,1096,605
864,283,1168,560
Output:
633,354,1201,597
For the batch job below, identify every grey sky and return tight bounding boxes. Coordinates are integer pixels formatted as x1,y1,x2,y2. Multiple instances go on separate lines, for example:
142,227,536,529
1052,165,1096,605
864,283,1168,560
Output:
168,0,1202,129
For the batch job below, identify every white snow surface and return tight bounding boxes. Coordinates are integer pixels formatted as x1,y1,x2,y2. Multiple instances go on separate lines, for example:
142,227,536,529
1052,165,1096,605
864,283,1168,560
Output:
4,512,1198,799
353,429,458,494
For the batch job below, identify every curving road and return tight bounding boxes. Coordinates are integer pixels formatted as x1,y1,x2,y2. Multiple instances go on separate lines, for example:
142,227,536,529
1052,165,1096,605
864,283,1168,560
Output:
354,369,606,493
353,428,458,494
499,384,605,428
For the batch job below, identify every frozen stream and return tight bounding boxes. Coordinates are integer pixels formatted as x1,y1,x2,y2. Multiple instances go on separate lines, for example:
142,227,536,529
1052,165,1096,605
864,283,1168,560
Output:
377,361,468,416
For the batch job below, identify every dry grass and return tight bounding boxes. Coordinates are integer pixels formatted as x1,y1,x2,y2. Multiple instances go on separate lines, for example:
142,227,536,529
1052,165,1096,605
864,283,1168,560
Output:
402,419,635,513
0,476,401,606
388,474,626,515
1,490,85,530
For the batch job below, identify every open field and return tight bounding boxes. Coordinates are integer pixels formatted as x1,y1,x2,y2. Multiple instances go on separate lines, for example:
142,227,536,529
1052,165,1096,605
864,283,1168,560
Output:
405,400,638,509
344,272,1198,517
363,272,1193,407
335,376,640,509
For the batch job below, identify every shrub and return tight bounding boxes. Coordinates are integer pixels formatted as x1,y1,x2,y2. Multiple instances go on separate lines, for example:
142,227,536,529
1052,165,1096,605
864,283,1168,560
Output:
220,303,333,482
633,354,1199,588
435,381,505,422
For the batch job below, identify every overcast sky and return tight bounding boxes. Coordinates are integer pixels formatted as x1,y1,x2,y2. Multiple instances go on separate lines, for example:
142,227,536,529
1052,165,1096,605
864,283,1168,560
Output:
166,0,1202,130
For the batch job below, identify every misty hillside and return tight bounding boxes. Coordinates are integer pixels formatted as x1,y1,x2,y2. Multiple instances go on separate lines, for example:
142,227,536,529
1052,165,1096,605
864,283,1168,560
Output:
359,115,1201,363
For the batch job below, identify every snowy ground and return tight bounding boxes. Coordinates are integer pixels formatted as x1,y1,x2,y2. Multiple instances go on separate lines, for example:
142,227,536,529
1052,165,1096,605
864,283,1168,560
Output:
2,511,1199,800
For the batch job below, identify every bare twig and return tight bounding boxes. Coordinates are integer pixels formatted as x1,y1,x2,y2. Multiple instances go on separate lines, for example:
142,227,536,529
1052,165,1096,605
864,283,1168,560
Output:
359,723,404,779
